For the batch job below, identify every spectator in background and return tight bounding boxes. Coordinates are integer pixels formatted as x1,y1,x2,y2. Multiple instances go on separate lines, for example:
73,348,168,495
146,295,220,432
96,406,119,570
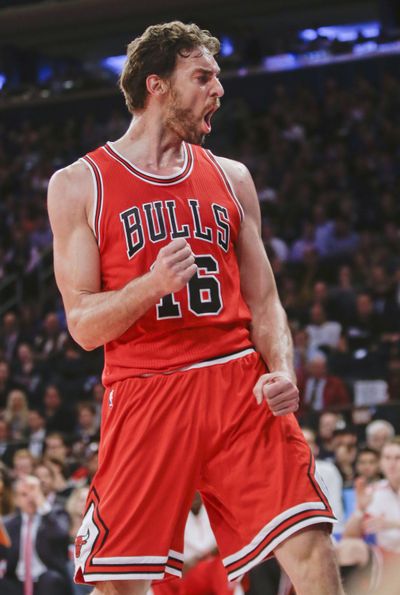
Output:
0,361,17,409
25,409,46,459
34,461,70,512
322,216,359,260
3,389,29,441
0,462,14,516
0,417,15,468
299,352,351,416
306,303,342,358
11,343,43,404
365,419,395,453
73,403,99,457
0,313,22,364
329,265,357,326
0,475,72,595
34,313,67,363
289,222,317,262
355,447,381,485
261,221,289,263
42,385,76,435
337,438,400,593
332,428,358,488
302,427,345,534
344,292,383,354
317,412,343,460
367,264,395,328
44,433,69,467
312,205,333,255
11,449,36,480
72,443,99,487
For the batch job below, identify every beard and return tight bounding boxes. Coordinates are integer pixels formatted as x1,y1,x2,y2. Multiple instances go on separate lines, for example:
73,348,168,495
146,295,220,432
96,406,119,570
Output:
165,87,206,146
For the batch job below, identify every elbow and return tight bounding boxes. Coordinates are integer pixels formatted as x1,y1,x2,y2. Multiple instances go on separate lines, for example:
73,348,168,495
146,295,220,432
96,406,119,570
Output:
67,312,99,352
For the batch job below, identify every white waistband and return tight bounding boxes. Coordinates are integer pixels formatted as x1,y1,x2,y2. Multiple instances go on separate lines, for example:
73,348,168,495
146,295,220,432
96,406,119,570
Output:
139,348,256,378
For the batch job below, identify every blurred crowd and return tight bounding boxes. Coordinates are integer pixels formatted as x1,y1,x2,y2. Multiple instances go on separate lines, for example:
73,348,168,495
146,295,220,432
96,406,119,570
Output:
0,67,399,593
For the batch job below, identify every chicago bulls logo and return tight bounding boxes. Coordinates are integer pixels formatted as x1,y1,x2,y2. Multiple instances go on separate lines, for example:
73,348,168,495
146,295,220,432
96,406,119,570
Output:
75,530,90,558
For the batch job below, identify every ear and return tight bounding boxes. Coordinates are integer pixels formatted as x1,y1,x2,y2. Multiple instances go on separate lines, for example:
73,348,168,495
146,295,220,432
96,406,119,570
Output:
146,75,168,98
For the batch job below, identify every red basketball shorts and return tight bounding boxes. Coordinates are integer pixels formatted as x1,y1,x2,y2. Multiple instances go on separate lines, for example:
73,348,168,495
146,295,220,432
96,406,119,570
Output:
74,349,336,584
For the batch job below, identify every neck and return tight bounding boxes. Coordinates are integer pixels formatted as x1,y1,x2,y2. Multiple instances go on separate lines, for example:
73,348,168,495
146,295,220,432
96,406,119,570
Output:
114,111,186,172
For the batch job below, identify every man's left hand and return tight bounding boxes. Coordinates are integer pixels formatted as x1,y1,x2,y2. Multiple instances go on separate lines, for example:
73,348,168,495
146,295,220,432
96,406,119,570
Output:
253,372,299,415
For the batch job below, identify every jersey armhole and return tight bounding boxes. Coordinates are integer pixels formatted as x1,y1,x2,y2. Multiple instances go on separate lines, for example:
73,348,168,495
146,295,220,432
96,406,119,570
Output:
80,156,104,247
203,150,245,223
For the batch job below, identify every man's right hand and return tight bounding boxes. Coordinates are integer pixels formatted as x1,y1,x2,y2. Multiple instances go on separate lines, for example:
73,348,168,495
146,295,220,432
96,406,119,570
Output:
151,239,197,296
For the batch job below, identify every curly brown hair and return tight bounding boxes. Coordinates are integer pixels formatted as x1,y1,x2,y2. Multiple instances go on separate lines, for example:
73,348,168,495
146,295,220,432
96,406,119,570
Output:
119,21,220,114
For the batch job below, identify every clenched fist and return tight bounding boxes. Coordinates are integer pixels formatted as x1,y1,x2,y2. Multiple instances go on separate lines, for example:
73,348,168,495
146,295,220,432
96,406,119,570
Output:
150,239,197,296
253,372,299,416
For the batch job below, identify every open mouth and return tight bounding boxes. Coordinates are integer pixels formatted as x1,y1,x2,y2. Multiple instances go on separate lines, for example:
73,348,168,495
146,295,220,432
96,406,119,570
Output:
202,108,217,133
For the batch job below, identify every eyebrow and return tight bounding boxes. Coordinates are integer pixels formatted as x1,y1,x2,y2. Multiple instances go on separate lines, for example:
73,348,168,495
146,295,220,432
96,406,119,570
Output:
193,67,221,77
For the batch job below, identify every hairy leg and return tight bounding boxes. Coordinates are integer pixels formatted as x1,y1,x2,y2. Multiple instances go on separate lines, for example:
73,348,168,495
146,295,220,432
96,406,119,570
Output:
274,527,344,595
91,579,151,595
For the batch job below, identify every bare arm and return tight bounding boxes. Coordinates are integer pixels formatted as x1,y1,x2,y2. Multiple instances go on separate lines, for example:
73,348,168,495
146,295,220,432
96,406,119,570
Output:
215,156,298,415
47,162,196,350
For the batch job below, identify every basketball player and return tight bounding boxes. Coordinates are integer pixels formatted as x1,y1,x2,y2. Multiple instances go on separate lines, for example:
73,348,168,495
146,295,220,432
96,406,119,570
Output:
47,22,344,595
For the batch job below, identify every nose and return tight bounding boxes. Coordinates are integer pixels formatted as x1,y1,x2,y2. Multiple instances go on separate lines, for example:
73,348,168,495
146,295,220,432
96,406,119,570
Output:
212,77,224,98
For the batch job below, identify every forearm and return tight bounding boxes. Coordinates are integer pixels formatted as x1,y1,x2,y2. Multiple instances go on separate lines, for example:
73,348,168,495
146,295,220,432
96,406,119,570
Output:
67,271,162,350
250,298,296,384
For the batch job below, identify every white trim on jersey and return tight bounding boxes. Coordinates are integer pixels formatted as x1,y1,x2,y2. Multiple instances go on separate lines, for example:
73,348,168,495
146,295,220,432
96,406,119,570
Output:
103,142,195,186
227,515,337,581
165,566,182,577
139,348,256,377
82,572,165,582
223,501,326,567
79,157,98,240
80,155,104,247
93,555,168,564
179,348,255,371
203,150,245,222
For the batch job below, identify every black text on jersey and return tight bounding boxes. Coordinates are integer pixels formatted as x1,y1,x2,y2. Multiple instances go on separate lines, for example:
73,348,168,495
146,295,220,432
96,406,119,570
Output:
119,198,230,259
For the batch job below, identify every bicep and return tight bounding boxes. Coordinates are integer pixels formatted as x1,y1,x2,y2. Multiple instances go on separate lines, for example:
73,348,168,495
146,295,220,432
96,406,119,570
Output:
234,174,278,312
48,168,101,317
213,155,279,313
236,215,277,311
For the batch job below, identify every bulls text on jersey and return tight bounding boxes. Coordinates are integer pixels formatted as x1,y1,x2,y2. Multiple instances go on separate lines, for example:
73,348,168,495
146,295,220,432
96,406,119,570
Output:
119,198,230,259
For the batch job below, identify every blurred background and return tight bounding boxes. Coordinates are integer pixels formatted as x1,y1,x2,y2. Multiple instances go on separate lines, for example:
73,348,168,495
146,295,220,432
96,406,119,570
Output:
0,0,400,593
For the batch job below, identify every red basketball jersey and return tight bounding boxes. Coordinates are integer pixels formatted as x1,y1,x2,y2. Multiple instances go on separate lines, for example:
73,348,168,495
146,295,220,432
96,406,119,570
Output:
81,142,253,383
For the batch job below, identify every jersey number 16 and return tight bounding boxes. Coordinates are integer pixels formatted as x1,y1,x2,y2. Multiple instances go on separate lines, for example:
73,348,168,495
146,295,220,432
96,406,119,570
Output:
156,254,222,319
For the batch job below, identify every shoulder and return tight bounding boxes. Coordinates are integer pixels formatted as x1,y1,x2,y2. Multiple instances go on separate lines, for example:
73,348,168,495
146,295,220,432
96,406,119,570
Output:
48,160,92,205
212,154,252,188
211,154,258,215
47,160,92,226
